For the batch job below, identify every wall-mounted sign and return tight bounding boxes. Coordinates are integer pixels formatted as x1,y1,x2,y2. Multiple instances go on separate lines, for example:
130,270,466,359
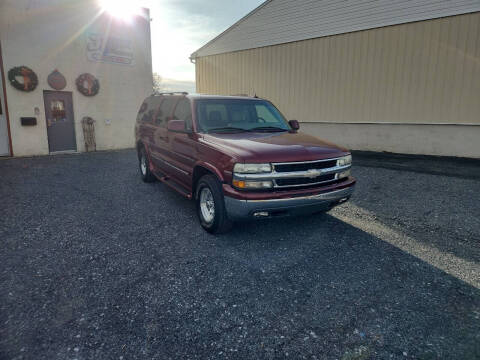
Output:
47,69,66,90
86,33,135,66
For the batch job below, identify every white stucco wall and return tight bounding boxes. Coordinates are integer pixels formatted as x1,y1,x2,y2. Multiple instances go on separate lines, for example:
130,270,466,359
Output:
0,0,153,156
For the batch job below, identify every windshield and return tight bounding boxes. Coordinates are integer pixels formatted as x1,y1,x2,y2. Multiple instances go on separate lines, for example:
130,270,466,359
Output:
196,99,290,133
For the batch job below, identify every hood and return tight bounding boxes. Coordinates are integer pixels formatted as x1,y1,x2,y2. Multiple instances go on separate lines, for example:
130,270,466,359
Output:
201,131,348,163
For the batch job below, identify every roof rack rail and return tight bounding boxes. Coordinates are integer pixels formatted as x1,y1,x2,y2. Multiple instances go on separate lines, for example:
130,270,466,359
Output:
153,91,189,96
231,93,260,98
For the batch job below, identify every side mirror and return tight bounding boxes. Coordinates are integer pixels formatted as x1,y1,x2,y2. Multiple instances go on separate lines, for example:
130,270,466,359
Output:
167,119,187,132
288,120,300,131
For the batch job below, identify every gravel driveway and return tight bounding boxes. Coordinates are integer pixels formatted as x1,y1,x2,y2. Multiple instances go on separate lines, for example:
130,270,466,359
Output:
0,150,479,360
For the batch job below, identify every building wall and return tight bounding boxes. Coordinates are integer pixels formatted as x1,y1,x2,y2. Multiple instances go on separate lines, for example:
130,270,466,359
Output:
195,12,480,158
193,0,480,57
0,0,152,156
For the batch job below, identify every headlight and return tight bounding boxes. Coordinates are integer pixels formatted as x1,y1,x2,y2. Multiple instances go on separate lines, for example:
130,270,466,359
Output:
337,154,352,167
232,179,273,189
233,163,272,174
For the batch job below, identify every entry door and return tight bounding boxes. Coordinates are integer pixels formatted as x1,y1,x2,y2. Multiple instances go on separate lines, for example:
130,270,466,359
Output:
43,91,76,152
0,70,9,156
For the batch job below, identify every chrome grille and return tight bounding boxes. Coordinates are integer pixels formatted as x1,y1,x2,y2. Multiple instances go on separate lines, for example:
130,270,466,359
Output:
232,157,351,190
271,158,348,189
275,174,336,187
274,159,337,173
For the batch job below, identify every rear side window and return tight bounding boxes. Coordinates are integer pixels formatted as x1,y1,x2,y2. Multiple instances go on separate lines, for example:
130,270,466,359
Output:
137,97,155,123
155,97,177,127
173,98,192,130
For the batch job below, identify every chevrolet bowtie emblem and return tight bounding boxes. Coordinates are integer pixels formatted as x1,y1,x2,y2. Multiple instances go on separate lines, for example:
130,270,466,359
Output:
306,169,322,178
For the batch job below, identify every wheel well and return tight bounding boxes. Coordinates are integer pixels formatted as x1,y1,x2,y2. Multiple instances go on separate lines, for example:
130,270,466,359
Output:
192,166,219,196
136,141,144,157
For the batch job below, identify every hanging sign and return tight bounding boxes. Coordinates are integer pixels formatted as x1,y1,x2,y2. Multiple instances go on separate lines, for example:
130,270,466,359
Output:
47,69,67,90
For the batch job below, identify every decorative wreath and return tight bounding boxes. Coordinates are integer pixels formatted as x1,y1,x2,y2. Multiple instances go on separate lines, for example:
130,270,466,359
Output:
8,66,38,92
76,73,100,97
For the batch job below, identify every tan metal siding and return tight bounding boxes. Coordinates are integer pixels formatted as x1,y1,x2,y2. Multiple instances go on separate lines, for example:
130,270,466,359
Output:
195,12,480,126
192,0,480,58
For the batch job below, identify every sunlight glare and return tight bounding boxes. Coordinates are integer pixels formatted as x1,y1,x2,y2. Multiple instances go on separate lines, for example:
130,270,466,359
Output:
100,0,142,21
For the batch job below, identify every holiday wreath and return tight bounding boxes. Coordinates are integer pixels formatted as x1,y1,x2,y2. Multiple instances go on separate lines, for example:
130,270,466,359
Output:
8,66,38,92
76,73,100,97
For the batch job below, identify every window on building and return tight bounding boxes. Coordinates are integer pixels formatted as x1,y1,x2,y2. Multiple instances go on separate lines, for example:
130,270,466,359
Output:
173,98,192,130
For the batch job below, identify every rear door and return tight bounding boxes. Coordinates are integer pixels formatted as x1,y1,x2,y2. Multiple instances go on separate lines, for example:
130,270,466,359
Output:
150,97,178,174
136,96,158,164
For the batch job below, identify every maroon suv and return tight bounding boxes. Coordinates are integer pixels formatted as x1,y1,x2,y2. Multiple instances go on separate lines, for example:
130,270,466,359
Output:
135,93,355,233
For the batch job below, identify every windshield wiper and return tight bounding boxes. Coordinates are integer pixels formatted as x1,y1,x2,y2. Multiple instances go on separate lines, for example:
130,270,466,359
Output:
208,127,250,133
250,126,287,132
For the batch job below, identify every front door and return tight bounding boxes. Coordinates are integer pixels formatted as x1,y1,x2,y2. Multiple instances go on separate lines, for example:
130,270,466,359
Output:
43,91,76,153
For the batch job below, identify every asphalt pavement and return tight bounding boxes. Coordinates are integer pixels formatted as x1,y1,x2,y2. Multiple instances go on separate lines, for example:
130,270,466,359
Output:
0,150,479,360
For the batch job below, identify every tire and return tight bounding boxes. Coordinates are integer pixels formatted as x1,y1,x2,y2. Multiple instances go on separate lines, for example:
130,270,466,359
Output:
196,174,233,234
138,146,156,183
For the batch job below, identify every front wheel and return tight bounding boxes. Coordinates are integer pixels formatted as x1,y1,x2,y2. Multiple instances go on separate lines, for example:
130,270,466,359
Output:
196,174,233,234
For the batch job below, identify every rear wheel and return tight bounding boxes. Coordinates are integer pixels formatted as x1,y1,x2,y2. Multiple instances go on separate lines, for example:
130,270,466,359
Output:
138,146,156,183
196,174,233,234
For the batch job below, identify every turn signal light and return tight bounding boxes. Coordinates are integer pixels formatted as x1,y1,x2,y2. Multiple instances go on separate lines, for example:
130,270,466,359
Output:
233,179,273,189
233,179,246,188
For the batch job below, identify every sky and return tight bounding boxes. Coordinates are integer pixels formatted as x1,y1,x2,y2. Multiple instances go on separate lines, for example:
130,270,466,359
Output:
138,0,265,92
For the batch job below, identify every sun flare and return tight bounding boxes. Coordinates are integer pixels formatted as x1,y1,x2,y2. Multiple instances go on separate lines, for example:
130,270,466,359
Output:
100,0,142,21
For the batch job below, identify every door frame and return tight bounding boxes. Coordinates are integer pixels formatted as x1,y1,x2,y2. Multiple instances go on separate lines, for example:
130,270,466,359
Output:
0,42,13,156
43,90,77,153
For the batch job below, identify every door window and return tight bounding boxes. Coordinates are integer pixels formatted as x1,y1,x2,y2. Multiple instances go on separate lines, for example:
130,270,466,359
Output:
173,98,192,130
155,97,177,127
50,100,66,121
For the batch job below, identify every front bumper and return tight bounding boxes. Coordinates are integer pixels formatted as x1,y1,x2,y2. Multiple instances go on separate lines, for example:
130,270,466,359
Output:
224,184,355,220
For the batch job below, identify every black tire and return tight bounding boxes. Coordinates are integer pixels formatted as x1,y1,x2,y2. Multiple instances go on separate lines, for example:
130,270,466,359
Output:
138,146,156,183
196,174,233,234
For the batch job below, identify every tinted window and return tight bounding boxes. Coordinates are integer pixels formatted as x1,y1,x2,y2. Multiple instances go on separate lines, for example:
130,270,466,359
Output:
137,97,155,123
173,98,192,130
155,97,177,127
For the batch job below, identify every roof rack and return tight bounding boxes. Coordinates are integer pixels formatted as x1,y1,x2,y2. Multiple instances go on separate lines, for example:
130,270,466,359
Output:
231,93,260,98
153,91,188,96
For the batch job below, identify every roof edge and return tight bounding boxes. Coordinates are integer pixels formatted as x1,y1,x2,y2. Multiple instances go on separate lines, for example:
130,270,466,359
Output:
190,0,272,60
